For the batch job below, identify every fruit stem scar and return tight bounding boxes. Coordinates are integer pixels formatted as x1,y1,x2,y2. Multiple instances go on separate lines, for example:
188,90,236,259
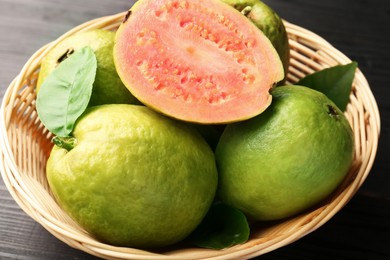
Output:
123,10,132,23
52,136,77,151
241,6,252,16
327,104,340,120
57,49,74,64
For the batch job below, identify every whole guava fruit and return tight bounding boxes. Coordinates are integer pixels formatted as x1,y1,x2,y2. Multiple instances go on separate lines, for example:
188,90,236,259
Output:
216,85,354,221
37,29,139,106
221,0,290,80
46,104,218,248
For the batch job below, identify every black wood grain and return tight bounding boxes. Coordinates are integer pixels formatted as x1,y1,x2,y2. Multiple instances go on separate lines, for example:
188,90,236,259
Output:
1,0,389,259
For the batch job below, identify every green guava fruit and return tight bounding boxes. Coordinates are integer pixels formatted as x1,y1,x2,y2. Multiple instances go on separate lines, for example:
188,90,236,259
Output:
221,0,290,80
46,104,218,248
215,85,354,221
114,0,284,124
37,29,138,106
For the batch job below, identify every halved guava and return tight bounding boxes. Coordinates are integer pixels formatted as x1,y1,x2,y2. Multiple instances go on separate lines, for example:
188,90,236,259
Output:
114,0,284,124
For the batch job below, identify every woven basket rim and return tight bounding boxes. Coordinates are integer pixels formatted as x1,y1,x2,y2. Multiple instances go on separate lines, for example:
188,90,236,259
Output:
0,11,381,260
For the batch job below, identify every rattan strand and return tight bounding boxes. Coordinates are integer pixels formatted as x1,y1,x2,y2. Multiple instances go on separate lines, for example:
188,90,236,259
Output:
0,12,380,260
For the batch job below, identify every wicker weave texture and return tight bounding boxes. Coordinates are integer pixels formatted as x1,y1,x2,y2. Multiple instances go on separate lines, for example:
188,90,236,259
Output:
0,12,380,260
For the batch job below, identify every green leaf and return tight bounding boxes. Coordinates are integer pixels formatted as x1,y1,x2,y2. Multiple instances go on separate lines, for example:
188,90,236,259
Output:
187,202,250,249
36,46,97,137
296,61,358,111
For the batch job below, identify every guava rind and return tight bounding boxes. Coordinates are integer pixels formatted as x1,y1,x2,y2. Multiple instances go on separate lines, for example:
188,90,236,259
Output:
46,104,218,248
216,85,354,220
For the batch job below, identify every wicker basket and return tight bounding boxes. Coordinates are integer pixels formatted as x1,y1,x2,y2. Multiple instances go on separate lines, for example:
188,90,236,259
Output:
0,12,380,260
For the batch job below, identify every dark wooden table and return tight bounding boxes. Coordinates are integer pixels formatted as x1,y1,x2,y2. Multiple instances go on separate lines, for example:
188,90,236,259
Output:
1,0,389,259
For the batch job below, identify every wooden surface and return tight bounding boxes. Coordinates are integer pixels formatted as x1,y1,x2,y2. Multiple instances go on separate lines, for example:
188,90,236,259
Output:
0,0,389,259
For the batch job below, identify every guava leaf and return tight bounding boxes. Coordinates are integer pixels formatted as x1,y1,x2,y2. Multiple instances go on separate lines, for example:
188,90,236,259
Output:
36,46,97,137
296,61,358,111
187,202,250,249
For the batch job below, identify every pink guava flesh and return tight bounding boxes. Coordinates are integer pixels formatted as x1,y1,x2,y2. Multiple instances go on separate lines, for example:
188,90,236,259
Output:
114,0,284,124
